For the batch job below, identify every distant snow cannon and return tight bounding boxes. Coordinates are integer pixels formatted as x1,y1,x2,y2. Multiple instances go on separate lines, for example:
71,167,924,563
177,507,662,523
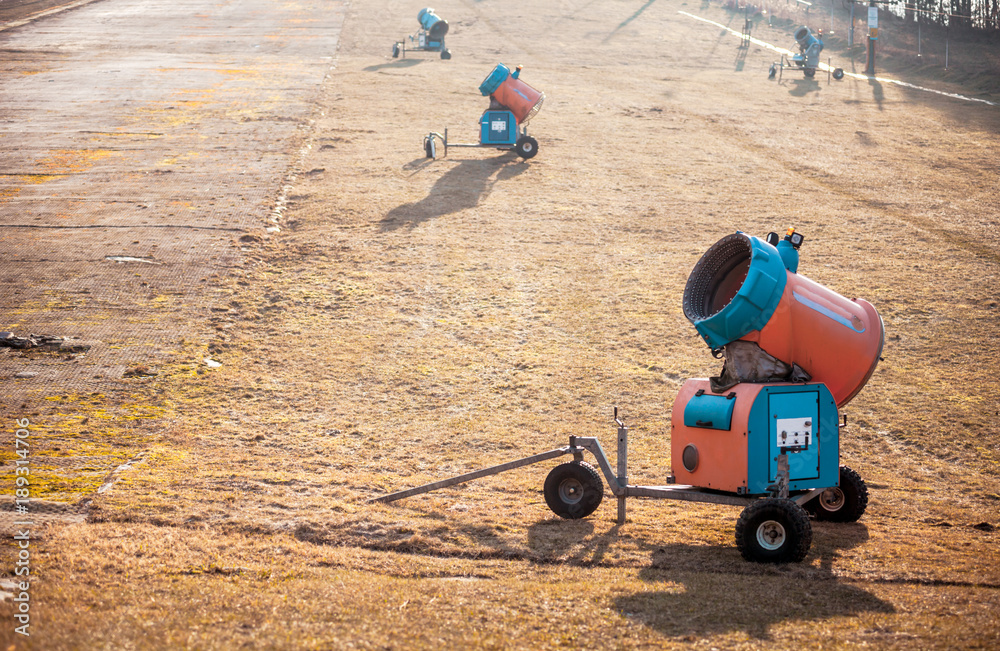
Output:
768,26,844,80
418,7,449,40
478,63,545,126
793,26,823,71
392,7,452,59
423,63,546,160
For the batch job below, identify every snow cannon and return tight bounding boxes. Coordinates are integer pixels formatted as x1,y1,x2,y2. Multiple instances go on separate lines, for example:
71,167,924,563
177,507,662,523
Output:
392,7,452,59
423,63,545,160
671,227,881,519
417,8,449,40
793,26,823,70
681,228,883,407
374,227,881,564
769,26,843,80
478,63,545,125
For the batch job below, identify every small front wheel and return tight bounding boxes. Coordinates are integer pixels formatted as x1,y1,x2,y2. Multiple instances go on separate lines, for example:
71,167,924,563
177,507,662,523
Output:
832,67,845,80
543,461,603,519
441,49,452,60
807,465,868,522
515,135,538,159
735,498,812,563
424,136,436,159
392,43,400,59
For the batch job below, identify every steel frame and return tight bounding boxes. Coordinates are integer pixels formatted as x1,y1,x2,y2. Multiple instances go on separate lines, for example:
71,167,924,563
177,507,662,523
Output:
772,55,840,83
371,413,826,525
424,125,530,160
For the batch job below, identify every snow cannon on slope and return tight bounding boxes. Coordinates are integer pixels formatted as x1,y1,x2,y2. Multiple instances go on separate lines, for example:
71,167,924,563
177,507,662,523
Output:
793,26,823,71
392,7,452,59
768,26,844,80
478,63,545,126
670,228,882,556
418,7,449,40
373,227,883,565
423,63,545,160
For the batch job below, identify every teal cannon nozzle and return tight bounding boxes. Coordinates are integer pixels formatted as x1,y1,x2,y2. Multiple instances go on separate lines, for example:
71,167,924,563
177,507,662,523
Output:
683,232,788,351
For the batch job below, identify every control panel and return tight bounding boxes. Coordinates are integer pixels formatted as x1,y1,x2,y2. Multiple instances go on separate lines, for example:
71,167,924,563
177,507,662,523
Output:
776,417,812,451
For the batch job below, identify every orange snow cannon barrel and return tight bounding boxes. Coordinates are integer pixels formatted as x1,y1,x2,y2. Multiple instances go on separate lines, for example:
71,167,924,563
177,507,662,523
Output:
479,63,545,125
683,229,884,407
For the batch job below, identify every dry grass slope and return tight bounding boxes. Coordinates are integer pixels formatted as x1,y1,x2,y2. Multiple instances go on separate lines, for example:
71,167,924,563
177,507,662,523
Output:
2,0,999,648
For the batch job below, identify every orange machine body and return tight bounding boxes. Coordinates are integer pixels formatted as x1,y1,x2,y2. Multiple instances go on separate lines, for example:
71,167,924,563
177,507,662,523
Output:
491,76,544,125
671,378,841,495
741,272,884,407
683,232,884,408
670,379,758,493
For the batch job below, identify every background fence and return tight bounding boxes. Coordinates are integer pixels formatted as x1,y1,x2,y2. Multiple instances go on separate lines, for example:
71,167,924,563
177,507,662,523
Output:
723,0,1000,91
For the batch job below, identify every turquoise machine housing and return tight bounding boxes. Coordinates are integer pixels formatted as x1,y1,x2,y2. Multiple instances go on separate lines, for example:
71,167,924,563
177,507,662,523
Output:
747,383,839,494
415,8,448,51
672,379,841,495
479,110,518,145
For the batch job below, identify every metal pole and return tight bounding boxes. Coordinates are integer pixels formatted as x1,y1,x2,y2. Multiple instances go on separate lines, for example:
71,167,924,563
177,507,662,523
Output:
865,2,877,75
370,446,573,503
616,420,628,525
849,1,855,48
917,19,921,57
945,24,950,70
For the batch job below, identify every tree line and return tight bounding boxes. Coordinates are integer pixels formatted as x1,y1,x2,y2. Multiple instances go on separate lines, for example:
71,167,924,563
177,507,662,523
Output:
896,0,1000,32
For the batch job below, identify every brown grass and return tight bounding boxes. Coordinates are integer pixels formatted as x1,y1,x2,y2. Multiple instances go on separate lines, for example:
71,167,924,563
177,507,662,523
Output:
2,0,1000,648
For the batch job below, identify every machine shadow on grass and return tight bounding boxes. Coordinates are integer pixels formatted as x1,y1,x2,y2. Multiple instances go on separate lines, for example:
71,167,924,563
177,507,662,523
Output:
615,564,893,640
363,58,424,72
381,154,528,231
526,518,623,565
787,77,822,97
613,523,891,640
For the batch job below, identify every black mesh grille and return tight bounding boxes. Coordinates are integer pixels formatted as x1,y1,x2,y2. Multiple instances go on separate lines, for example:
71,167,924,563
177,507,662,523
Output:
683,234,752,322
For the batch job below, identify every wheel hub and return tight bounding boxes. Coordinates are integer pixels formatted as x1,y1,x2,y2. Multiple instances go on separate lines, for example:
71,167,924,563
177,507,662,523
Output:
819,487,845,511
756,519,787,550
558,478,583,504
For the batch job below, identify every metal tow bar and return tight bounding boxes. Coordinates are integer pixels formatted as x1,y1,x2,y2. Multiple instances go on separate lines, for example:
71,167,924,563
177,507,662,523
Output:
369,409,820,524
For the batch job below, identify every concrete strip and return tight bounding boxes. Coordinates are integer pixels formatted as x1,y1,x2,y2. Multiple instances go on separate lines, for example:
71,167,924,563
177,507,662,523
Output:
0,0,107,32
0,0,345,504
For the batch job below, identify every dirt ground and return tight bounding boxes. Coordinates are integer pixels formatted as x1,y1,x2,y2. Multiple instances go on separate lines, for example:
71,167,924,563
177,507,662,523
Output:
2,0,1000,648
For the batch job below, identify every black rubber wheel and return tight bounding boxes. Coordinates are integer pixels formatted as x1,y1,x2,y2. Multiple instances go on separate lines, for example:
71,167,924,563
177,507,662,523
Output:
543,461,603,519
804,67,816,78
424,137,435,159
392,43,400,59
768,63,776,79
832,68,844,80
735,499,812,563
441,49,451,60
515,135,538,159
807,465,868,522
